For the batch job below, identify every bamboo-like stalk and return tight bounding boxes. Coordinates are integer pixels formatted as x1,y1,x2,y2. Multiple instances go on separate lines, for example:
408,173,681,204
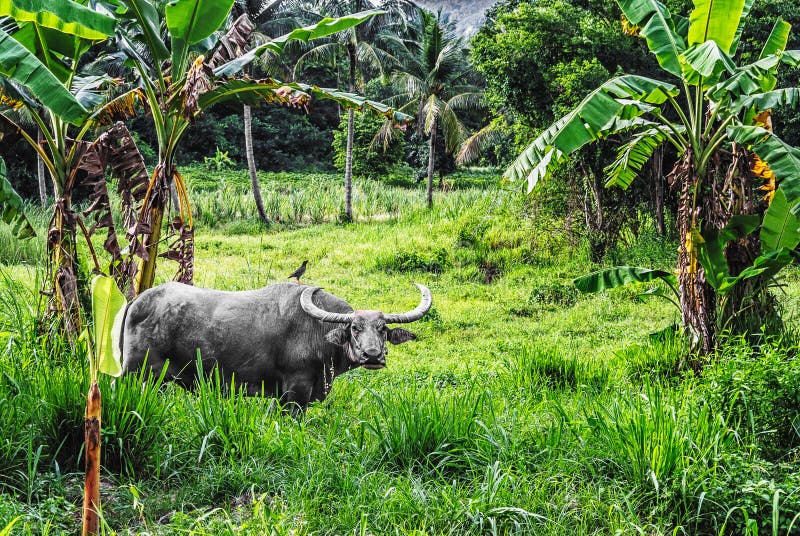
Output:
82,381,102,536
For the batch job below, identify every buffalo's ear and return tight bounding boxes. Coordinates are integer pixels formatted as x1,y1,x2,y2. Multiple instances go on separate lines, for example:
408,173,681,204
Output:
388,328,416,345
324,328,349,346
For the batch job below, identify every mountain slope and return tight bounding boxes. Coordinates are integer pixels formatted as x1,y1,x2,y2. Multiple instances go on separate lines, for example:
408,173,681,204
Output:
416,0,498,34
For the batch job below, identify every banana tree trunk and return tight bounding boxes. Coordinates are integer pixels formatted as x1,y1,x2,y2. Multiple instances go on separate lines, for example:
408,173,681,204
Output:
244,105,268,224
37,127,47,205
135,164,171,294
677,250,716,356
674,156,716,357
716,149,775,336
82,381,101,536
673,148,776,359
343,44,357,222
426,118,436,209
50,192,81,336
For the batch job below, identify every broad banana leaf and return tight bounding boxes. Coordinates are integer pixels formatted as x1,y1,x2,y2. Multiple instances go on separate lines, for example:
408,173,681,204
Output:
697,228,726,290
760,19,792,60
0,156,35,239
198,79,413,125
617,0,685,78
574,266,677,293
719,214,760,243
0,0,115,41
717,248,795,293
214,10,383,77
760,188,800,252
0,28,87,124
71,74,118,109
711,51,800,100
680,40,735,86
732,88,800,113
728,125,800,212
505,75,679,189
166,0,234,79
697,215,760,290
91,274,126,377
688,0,746,54
116,0,169,62
12,23,82,78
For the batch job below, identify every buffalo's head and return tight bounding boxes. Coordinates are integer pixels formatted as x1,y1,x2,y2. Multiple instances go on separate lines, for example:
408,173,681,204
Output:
300,284,432,369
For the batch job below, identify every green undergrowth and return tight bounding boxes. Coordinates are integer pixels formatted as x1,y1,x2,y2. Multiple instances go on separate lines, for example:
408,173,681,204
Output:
1,175,800,535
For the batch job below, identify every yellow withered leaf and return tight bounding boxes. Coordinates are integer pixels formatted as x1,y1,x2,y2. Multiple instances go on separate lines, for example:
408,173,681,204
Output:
683,229,704,276
754,110,773,131
621,15,641,36
751,153,776,204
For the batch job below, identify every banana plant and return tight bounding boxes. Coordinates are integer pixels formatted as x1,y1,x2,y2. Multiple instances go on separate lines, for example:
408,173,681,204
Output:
506,0,800,355
81,274,126,536
0,0,152,332
108,0,412,293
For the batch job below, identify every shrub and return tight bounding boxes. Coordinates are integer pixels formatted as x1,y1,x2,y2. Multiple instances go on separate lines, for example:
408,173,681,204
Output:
698,337,800,461
203,147,235,172
702,452,800,535
374,246,450,274
364,384,491,474
502,341,609,391
586,382,737,525
615,327,685,385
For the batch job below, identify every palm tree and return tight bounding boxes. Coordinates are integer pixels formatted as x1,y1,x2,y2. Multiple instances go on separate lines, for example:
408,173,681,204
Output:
506,0,800,356
385,8,483,208
229,0,301,224
293,0,416,221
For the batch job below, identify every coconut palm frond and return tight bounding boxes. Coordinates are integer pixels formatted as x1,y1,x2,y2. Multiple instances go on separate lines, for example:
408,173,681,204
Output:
456,122,500,165
446,92,485,112
423,94,440,134
293,41,340,78
370,117,401,152
441,103,468,153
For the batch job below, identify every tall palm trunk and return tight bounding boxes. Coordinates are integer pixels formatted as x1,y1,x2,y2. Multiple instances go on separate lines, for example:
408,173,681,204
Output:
244,104,268,223
426,118,436,209
343,44,357,222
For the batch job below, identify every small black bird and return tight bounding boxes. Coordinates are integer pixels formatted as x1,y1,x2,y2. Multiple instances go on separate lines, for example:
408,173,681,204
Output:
288,260,309,284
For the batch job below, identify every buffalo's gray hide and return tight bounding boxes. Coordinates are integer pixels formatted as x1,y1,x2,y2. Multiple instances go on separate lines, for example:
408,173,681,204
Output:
120,282,430,408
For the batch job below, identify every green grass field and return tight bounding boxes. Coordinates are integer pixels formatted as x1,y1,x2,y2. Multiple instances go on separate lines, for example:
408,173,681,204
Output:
1,170,800,535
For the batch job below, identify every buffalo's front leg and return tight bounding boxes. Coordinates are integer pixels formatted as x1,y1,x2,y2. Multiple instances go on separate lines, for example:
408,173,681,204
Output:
281,376,314,414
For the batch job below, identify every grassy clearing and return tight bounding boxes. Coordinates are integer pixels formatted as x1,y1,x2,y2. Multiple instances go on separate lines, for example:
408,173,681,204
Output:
1,171,800,534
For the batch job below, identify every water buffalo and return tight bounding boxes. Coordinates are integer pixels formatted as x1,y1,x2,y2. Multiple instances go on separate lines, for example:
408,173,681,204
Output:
119,282,431,408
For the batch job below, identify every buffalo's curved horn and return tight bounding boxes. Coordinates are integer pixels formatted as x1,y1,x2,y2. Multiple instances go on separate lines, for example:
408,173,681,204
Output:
384,284,432,324
300,287,355,323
